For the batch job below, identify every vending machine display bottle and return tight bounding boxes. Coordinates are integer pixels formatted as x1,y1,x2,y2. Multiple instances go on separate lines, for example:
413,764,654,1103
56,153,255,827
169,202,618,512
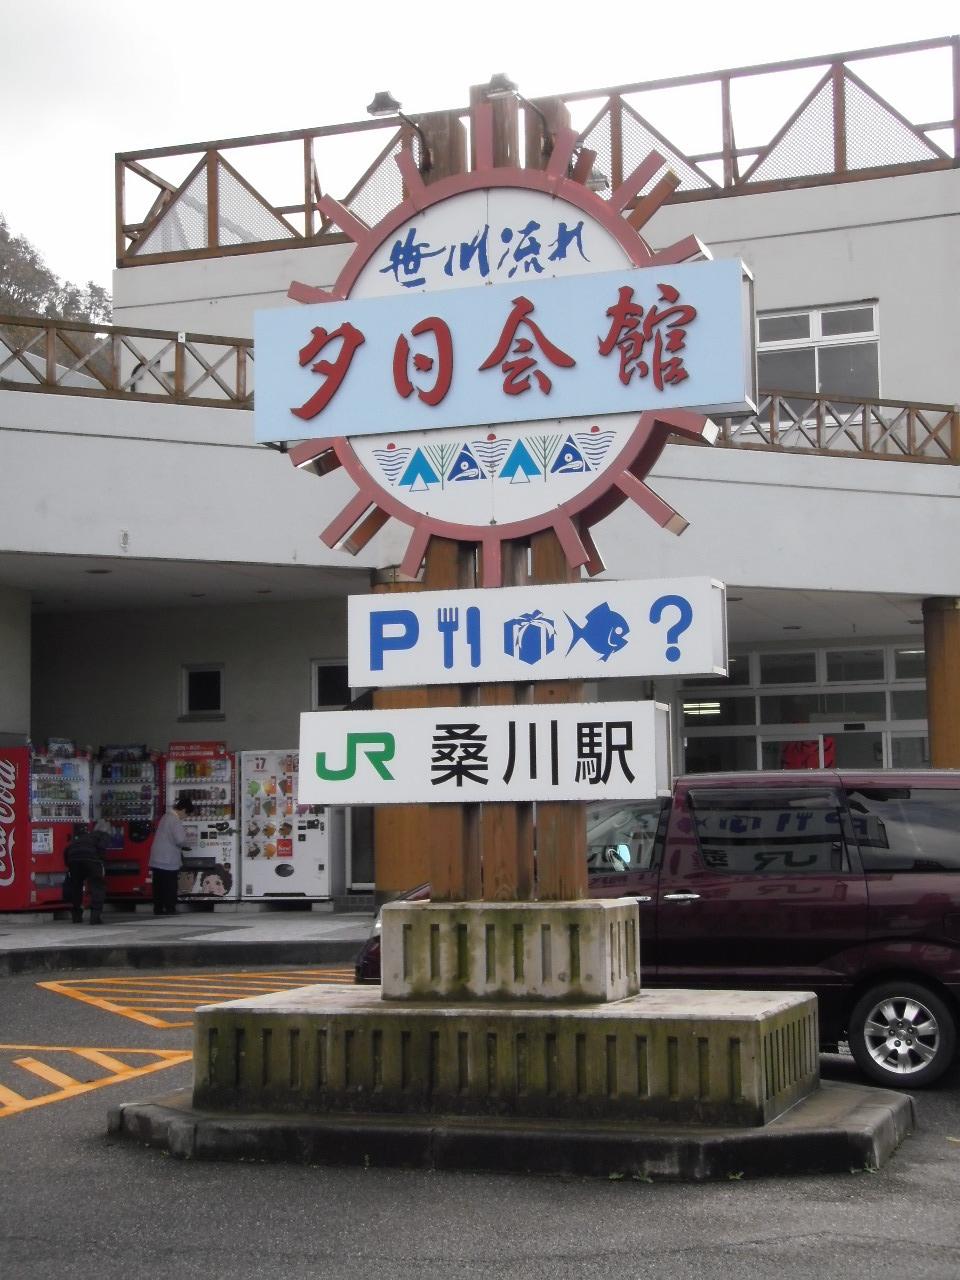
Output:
239,750,346,901
0,740,92,911
92,745,161,900
162,741,238,903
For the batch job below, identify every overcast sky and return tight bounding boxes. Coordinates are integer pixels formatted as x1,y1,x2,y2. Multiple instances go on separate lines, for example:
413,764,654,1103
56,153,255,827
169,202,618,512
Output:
3,1,956,293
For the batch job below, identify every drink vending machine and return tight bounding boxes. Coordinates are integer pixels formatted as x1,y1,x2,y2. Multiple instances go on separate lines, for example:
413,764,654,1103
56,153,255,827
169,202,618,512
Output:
239,750,345,901
92,744,161,901
0,740,92,911
162,741,238,903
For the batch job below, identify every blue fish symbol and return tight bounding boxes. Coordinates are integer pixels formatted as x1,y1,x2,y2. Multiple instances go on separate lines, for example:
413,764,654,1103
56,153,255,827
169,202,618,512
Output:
565,603,630,662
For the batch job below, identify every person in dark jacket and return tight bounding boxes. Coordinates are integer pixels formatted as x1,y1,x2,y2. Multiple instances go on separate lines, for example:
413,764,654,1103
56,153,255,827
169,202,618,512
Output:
64,822,110,925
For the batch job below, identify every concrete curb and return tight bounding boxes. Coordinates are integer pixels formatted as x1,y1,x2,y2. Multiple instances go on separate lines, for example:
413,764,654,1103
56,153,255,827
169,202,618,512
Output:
0,940,362,977
108,1081,915,1181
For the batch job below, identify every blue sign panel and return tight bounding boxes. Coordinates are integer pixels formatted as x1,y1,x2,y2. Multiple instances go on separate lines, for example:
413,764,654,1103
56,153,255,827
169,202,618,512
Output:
254,259,753,444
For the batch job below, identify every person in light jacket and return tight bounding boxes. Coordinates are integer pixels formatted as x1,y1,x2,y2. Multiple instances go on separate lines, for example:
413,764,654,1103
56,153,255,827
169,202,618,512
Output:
149,797,193,915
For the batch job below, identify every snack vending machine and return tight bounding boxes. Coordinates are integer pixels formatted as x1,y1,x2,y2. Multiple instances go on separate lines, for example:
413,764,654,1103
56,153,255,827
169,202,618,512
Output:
0,741,92,911
239,750,345,901
92,744,161,901
162,741,238,902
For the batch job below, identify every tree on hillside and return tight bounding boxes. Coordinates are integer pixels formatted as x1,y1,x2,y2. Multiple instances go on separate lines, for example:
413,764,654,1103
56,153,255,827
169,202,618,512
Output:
0,214,111,323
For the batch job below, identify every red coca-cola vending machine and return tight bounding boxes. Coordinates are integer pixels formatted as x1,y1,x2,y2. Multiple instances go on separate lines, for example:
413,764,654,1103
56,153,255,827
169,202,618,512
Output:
0,740,93,912
92,744,162,902
160,741,238,904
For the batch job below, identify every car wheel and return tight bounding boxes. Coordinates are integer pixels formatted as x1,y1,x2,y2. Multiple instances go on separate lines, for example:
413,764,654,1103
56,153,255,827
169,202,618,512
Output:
848,981,956,1088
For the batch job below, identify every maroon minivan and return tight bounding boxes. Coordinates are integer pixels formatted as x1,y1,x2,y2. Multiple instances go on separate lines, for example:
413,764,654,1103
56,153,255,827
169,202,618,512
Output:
356,770,960,1089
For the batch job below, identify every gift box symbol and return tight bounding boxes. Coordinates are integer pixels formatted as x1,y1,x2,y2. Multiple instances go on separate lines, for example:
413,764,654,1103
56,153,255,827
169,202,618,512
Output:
504,609,557,665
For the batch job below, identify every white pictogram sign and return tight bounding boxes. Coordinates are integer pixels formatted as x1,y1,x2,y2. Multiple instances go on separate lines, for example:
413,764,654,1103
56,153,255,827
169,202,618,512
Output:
348,576,726,686
298,701,670,805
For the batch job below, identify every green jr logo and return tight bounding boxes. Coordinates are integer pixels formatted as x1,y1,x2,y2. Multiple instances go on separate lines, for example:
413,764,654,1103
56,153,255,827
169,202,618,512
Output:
315,732,396,781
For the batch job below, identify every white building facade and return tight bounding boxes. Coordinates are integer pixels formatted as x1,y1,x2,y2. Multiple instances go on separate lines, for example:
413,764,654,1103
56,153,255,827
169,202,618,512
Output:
1,38,958,892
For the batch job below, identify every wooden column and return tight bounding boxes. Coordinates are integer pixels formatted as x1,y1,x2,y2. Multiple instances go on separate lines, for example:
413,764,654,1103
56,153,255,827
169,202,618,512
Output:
469,82,519,168
529,529,587,901
922,597,960,767
370,113,469,902
477,540,535,902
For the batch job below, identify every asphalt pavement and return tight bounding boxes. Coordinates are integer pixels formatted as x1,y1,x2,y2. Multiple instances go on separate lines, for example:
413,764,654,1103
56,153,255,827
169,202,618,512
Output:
0,901,375,974
2,907,960,1277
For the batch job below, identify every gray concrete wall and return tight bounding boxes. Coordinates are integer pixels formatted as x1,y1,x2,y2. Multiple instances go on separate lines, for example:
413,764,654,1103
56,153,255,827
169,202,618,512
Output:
0,585,30,742
31,599,349,754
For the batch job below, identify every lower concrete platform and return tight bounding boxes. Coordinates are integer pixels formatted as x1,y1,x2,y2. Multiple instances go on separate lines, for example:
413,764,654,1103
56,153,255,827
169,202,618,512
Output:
108,1080,914,1181
192,985,820,1127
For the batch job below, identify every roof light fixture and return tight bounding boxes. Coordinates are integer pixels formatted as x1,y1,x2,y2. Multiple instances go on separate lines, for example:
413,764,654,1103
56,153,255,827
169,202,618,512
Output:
481,73,553,159
366,90,432,174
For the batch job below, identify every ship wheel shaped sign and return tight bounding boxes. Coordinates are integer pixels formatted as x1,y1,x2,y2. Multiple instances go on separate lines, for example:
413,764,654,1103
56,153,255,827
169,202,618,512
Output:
265,105,747,587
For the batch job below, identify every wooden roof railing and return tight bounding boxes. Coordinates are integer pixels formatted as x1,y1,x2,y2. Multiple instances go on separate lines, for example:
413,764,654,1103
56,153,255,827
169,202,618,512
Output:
115,36,958,269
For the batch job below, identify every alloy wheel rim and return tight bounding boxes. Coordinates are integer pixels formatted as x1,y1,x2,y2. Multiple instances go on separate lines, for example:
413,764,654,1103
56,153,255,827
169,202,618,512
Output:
862,996,940,1075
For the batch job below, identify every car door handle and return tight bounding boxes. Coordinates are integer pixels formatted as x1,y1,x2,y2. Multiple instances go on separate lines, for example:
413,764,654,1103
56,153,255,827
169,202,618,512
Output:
634,895,653,903
662,892,701,901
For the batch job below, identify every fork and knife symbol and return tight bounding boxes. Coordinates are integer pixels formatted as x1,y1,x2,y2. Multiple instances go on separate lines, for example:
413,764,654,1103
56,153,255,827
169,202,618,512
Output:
437,606,481,669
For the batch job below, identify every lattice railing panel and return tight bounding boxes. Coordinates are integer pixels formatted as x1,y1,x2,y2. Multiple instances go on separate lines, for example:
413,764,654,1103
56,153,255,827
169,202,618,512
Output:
717,394,958,461
0,317,254,409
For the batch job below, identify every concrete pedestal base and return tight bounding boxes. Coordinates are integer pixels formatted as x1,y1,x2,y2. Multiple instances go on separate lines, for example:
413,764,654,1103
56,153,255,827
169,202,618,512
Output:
380,899,641,1003
194,985,818,1127
109,1080,915,1180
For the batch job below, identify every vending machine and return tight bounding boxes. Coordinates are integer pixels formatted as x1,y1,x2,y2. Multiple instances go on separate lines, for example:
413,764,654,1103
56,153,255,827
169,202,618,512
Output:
0,741,92,911
239,750,345,901
162,741,238,903
92,744,161,901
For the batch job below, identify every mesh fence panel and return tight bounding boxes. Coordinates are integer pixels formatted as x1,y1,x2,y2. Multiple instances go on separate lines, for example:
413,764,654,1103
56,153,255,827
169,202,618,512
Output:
621,107,712,192
346,140,405,228
217,164,296,246
137,168,208,254
844,77,938,169
747,81,835,183
581,111,613,198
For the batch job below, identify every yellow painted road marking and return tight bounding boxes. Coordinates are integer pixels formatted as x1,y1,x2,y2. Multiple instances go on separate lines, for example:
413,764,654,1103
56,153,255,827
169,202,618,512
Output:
38,967,356,1029
14,1057,81,1089
0,1045,191,1118
72,1048,140,1073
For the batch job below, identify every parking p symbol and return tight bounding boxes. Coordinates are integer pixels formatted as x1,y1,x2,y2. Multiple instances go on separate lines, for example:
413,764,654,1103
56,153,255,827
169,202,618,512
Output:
369,609,419,671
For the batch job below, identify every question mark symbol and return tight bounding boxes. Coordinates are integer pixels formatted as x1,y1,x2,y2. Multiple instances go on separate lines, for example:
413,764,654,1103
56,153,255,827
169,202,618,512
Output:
649,595,693,662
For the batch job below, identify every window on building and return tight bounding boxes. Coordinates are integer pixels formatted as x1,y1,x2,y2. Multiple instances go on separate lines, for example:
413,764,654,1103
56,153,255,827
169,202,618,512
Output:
679,642,930,775
681,695,757,727
894,648,926,681
312,661,351,709
181,665,224,718
826,649,884,683
759,651,817,685
757,303,879,404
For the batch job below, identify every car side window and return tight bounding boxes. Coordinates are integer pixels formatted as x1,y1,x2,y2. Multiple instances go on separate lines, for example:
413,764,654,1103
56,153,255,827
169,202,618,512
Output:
845,787,960,872
586,799,668,872
687,787,851,874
